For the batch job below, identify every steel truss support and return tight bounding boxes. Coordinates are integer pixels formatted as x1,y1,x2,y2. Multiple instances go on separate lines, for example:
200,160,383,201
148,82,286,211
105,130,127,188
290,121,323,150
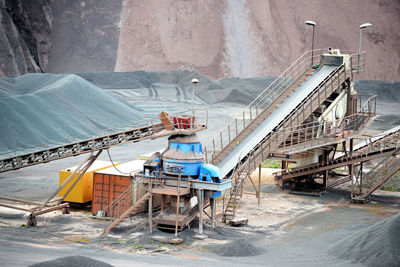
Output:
0,150,102,226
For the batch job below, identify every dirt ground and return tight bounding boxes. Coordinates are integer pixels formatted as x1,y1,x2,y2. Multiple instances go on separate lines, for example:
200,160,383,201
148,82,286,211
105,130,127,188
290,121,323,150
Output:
0,167,399,266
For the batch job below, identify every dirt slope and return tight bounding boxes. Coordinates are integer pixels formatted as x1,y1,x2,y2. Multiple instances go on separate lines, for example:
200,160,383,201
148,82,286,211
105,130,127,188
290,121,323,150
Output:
116,0,400,81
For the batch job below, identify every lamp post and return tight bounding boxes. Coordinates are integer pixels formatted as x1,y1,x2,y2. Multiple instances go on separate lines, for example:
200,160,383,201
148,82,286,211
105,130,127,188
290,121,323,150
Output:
305,20,316,68
191,78,199,115
358,23,372,72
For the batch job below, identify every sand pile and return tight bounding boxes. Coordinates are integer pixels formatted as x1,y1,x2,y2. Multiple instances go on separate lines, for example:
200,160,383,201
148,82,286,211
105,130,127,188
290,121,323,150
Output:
355,81,400,130
212,238,264,257
330,213,400,266
0,71,276,154
0,73,142,153
77,70,275,105
29,255,112,267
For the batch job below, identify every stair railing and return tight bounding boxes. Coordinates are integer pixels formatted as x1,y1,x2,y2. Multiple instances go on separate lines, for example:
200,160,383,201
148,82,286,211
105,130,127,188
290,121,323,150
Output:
204,50,328,164
223,156,252,219
101,175,147,218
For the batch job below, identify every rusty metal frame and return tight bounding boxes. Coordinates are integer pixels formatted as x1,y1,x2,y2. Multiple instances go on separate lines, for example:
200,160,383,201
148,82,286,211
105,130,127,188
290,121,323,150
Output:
0,110,208,173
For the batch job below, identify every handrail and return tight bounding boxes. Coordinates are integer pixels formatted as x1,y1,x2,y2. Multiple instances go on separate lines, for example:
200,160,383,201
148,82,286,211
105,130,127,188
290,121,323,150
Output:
231,157,251,215
236,85,375,179
363,147,400,189
204,49,325,163
273,95,377,136
203,49,365,165
221,63,348,178
102,175,146,217
223,154,251,219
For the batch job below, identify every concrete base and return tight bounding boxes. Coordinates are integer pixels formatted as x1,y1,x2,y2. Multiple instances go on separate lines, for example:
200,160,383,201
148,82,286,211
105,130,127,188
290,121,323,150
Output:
229,217,248,226
152,235,184,244
193,234,207,240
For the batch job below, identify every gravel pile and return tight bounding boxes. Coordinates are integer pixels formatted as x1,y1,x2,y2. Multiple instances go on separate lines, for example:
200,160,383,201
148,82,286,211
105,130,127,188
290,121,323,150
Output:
0,71,277,154
212,238,264,257
77,70,276,105
0,73,143,153
355,80,400,131
29,255,113,267
330,213,400,266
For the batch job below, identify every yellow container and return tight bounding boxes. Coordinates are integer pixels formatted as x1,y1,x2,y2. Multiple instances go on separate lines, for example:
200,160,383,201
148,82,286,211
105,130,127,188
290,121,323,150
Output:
59,160,119,203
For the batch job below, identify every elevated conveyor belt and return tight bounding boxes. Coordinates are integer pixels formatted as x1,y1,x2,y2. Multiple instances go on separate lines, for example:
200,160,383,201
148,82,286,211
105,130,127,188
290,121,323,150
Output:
0,110,207,173
217,65,339,177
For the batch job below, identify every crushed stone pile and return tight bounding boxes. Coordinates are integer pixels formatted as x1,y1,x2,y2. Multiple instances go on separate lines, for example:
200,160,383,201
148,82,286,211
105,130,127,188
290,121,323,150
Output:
212,238,264,257
355,81,400,130
76,70,275,105
29,255,113,267
0,73,143,153
0,71,275,153
330,213,400,266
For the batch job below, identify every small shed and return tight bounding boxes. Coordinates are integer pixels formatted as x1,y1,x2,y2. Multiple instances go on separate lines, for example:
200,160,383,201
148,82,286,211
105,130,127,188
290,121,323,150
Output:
92,160,146,217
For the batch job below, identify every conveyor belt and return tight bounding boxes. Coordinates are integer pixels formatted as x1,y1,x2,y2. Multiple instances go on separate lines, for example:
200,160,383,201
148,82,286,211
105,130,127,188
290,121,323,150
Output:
0,111,207,173
217,65,339,177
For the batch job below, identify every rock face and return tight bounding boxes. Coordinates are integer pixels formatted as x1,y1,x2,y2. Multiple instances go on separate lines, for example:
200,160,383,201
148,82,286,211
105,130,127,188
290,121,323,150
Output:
115,0,226,79
45,0,123,73
0,0,51,77
115,0,400,81
1,0,399,81
0,0,122,77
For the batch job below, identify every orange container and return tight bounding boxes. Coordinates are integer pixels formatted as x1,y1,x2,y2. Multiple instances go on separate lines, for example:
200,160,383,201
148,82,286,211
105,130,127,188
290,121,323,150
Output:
92,160,144,216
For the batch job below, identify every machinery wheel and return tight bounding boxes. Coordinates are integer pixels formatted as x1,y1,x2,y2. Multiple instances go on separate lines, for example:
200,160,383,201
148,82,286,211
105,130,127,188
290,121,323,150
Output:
27,214,37,227
62,207,70,214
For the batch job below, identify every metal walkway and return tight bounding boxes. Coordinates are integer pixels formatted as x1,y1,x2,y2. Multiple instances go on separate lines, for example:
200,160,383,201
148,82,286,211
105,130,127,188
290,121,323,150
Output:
352,148,400,203
217,65,338,177
204,49,358,178
203,49,366,221
274,125,400,187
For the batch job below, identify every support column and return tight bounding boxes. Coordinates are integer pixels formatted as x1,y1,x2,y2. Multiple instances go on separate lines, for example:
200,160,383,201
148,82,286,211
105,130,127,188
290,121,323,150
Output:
211,197,216,229
282,160,288,170
197,189,204,236
349,139,354,198
149,193,153,233
258,164,261,205
175,194,180,237
359,162,363,195
161,195,166,212
323,150,328,188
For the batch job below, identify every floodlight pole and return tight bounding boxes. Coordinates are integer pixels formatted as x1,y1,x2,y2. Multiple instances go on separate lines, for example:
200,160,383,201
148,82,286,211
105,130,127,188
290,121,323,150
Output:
191,78,199,115
305,21,316,68
358,23,372,72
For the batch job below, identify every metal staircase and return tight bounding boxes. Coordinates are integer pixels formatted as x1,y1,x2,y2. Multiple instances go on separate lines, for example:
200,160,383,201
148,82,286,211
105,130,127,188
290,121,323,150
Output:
352,148,400,203
274,147,397,187
222,158,251,222
205,50,323,166
327,175,352,188
101,176,147,218
205,50,366,184
104,192,151,233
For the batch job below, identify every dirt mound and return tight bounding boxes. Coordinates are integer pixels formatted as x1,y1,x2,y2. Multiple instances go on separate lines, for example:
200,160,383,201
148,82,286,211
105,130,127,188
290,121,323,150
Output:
212,238,264,257
29,255,112,267
330,213,400,266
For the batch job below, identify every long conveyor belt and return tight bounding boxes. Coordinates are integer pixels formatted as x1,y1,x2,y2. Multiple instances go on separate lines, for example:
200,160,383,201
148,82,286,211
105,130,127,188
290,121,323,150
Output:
217,65,340,177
